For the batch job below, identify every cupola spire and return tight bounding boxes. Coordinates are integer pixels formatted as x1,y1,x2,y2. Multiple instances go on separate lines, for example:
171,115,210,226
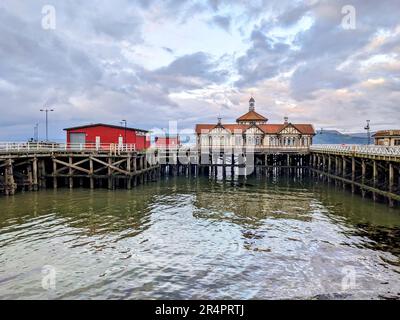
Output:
249,97,255,112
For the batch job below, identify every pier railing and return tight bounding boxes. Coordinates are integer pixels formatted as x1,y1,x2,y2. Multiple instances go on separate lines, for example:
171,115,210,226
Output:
0,142,136,154
3,142,399,157
310,144,400,157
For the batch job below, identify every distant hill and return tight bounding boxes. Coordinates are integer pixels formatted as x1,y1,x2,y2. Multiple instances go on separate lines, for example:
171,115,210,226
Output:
313,130,370,145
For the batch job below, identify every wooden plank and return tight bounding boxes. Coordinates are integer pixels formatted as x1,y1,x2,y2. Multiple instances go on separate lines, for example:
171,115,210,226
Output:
56,158,89,174
93,158,126,173
53,158,90,174
14,160,32,167
91,156,130,175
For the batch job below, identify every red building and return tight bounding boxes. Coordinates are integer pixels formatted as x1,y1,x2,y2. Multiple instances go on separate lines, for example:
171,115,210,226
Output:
64,123,150,151
154,135,181,149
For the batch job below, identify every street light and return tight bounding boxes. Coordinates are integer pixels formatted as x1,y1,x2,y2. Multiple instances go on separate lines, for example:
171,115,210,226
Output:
40,108,54,142
121,120,127,143
364,120,371,145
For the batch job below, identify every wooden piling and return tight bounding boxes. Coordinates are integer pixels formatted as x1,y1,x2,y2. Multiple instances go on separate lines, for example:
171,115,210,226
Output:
32,157,38,191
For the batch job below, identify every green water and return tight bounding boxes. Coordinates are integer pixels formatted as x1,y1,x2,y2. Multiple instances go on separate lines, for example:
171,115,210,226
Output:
0,176,399,299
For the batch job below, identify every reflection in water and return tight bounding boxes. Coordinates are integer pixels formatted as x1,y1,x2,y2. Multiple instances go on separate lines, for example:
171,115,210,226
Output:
0,176,399,299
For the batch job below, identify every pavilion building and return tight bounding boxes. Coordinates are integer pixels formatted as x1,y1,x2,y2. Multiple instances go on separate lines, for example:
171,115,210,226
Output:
195,97,315,150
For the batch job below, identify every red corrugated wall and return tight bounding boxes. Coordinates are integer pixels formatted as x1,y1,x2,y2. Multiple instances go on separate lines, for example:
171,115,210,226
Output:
66,125,149,150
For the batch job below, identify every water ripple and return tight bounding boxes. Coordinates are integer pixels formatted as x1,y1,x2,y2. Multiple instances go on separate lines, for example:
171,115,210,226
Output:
0,177,399,299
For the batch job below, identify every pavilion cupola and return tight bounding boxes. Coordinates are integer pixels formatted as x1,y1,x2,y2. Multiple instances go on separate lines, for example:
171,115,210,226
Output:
249,97,255,112
236,96,268,125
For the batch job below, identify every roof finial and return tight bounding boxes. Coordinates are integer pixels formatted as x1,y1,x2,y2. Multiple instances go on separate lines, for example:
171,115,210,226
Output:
284,116,289,124
217,116,222,125
249,96,255,112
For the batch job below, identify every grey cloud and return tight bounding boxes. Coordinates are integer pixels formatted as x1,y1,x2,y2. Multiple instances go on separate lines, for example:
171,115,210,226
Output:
235,0,400,100
149,52,229,90
290,61,357,100
211,15,231,32
275,3,311,26
235,30,291,87
162,47,174,54
0,0,400,139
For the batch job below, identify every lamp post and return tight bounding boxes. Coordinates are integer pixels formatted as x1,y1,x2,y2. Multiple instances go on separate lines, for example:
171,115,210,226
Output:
364,120,371,145
40,108,54,142
121,120,127,143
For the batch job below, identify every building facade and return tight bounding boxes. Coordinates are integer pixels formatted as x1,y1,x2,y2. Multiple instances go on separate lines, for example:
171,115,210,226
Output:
195,97,315,150
64,123,150,150
373,130,400,146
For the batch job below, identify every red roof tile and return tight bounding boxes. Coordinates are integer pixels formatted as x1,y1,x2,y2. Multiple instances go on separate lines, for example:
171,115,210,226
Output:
236,111,268,122
195,123,315,135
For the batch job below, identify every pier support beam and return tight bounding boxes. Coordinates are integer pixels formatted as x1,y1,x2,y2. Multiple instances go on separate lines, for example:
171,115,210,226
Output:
69,157,74,189
351,157,356,194
40,160,46,189
389,162,394,207
127,155,132,190
90,157,94,189
32,157,38,191
52,158,57,189
372,160,378,201
361,160,366,198
108,157,113,190
4,159,16,195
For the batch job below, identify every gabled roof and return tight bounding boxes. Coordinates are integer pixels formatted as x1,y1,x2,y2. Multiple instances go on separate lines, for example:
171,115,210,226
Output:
243,123,265,134
64,123,149,133
276,123,306,134
195,123,315,135
195,124,250,133
258,124,284,133
273,123,315,135
236,110,268,122
373,130,400,137
290,124,315,135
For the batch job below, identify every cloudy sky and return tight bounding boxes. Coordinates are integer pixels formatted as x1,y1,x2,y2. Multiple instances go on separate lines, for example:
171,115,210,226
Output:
0,0,399,141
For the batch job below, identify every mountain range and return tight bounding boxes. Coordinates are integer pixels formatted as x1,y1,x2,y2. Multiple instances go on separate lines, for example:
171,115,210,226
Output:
313,130,371,145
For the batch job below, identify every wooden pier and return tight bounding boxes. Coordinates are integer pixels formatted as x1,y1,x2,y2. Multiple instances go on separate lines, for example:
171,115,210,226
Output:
0,143,160,195
310,145,400,207
1,142,400,207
